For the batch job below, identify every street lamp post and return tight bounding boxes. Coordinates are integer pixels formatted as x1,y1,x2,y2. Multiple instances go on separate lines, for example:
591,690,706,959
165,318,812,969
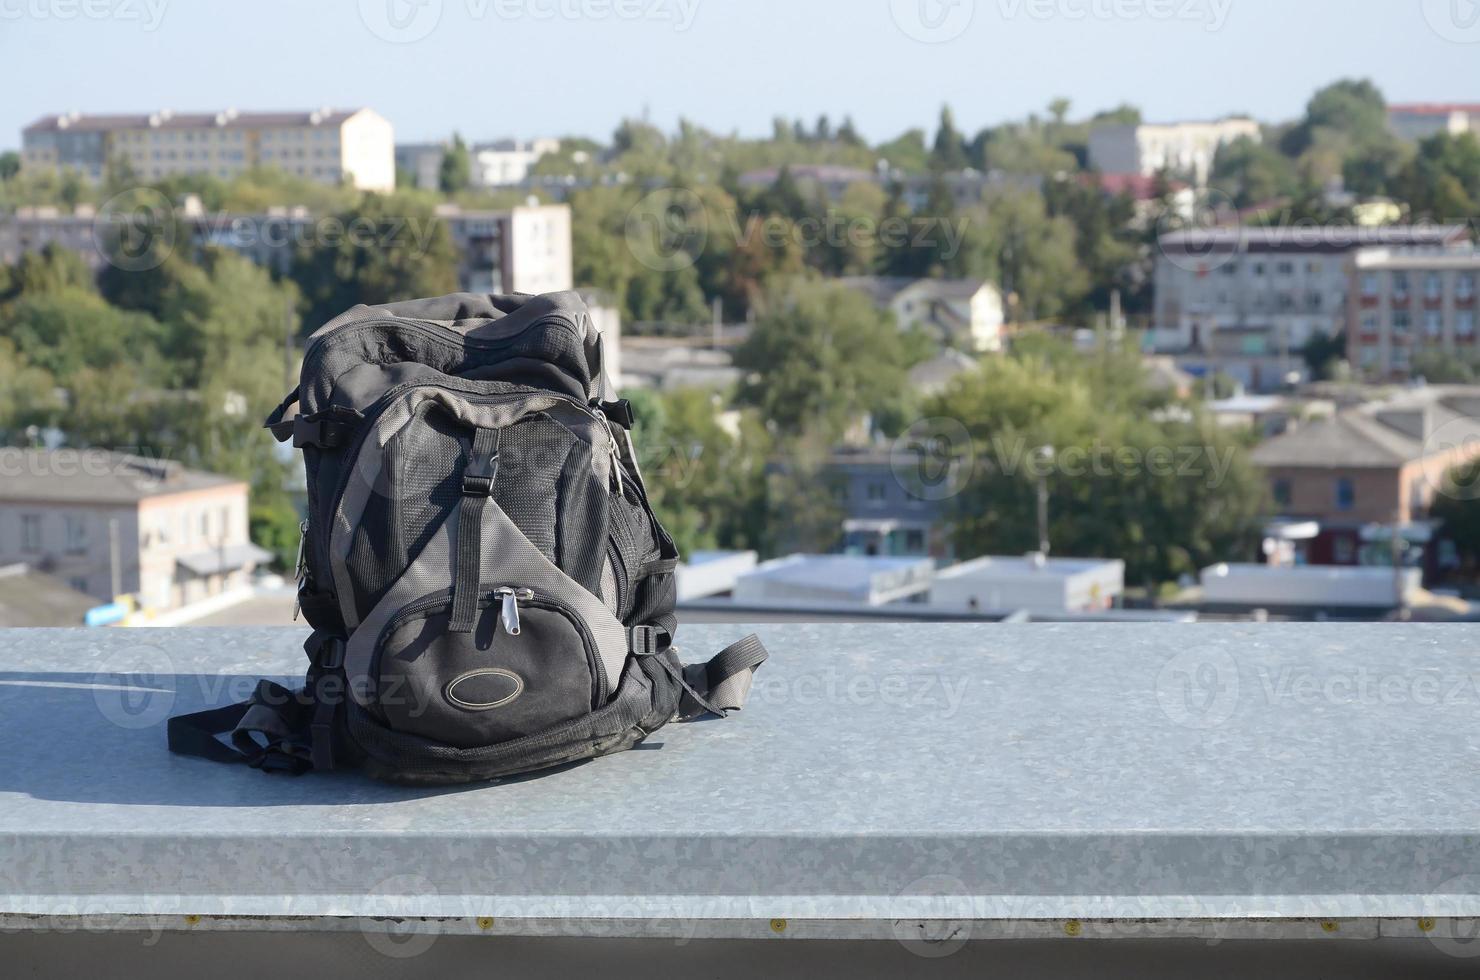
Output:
1034,445,1056,556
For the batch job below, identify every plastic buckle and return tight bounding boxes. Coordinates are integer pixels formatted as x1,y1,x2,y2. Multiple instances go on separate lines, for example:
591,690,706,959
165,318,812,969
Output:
461,473,495,497
630,625,659,656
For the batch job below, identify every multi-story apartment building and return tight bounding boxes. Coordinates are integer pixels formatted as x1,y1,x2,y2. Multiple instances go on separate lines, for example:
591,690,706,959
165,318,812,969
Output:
21,108,394,190
394,141,448,189
436,203,573,295
1387,103,1480,142
1,200,573,296
1152,225,1470,389
0,450,269,612
0,205,105,271
1348,248,1480,379
1087,117,1261,186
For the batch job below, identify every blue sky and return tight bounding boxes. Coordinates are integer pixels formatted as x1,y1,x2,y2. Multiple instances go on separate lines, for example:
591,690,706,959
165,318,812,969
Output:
1,0,1476,150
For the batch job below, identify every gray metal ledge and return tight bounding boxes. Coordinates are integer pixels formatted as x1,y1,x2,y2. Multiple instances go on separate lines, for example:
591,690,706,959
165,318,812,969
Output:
1,624,1479,937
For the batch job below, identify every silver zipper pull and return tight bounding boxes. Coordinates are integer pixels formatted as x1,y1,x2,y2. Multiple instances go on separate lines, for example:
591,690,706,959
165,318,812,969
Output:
593,409,624,495
291,519,309,621
495,587,534,635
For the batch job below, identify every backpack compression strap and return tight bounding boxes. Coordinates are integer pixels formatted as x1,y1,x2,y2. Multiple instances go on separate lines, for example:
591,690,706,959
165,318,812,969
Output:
642,632,770,721
167,633,344,775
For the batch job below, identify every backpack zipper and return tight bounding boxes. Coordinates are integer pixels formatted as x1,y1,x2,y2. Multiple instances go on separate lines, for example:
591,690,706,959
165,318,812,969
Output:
493,586,535,635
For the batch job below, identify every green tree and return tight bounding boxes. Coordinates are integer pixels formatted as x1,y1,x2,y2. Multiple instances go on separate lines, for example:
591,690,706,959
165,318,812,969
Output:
0,151,20,181
931,106,969,172
875,129,929,174
624,387,770,557
2,243,95,301
438,134,472,194
1431,459,1480,578
734,281,907,441
932,338,1266,586
1211,135,1297,208
1397,131,1480,220
292,195,459,328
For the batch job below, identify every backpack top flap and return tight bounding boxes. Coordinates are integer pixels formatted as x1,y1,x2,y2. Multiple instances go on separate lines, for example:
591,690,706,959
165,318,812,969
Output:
298,291,605,417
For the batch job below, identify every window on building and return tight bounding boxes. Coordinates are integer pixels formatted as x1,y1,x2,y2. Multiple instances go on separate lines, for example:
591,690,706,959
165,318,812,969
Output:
1334,477,1356,512
1252,263,1265,277
1425,310,1444,338
1361,312,1379,333
1459,311,1477,338
1393,310,1412,335
1360,273,1379,297
1425,272,1444,300
64,515,87,554
1272,479,1292,509
1393,272,1410,298
21,514,41,552
1333,536,1356,564
1459,273,1476,300
866,482,887,503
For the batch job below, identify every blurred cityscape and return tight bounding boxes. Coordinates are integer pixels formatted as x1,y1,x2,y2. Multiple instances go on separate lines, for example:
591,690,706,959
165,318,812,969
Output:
2,83,1480,626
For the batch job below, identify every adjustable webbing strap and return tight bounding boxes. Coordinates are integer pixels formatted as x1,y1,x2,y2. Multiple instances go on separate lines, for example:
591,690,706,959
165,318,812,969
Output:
643,633,769,721
167,634,344,775
168,680,315,774
450,426,501,633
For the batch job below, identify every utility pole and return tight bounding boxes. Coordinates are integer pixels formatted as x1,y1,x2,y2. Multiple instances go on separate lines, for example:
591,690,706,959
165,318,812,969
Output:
108,517,121,599
284,291,296,391
1035,446,1055,556
1391,508,1408,619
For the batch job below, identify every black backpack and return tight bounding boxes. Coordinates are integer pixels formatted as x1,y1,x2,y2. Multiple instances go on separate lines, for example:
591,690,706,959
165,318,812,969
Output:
169,291,767,784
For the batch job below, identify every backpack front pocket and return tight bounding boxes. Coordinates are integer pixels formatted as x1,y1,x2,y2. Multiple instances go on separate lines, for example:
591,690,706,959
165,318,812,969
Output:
370,588,604,749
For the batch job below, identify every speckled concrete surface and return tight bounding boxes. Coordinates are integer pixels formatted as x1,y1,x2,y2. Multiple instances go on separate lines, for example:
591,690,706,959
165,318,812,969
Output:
1,623,1479,923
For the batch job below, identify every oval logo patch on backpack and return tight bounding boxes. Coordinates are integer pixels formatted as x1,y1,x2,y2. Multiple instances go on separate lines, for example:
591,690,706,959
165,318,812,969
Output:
445,668,525,710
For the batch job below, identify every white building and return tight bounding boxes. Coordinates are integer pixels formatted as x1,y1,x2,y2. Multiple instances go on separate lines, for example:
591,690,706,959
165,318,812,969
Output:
471,138,561,189
675,550,759,601
840,276,1004,353
732,554,935,607
1387,103,1480,143
433,202,573,295
1201,563,1420,611
0,449,269,613
1348,246,1480,379
927,553,1124,615
22,108,395,190
1088,117,1261,187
